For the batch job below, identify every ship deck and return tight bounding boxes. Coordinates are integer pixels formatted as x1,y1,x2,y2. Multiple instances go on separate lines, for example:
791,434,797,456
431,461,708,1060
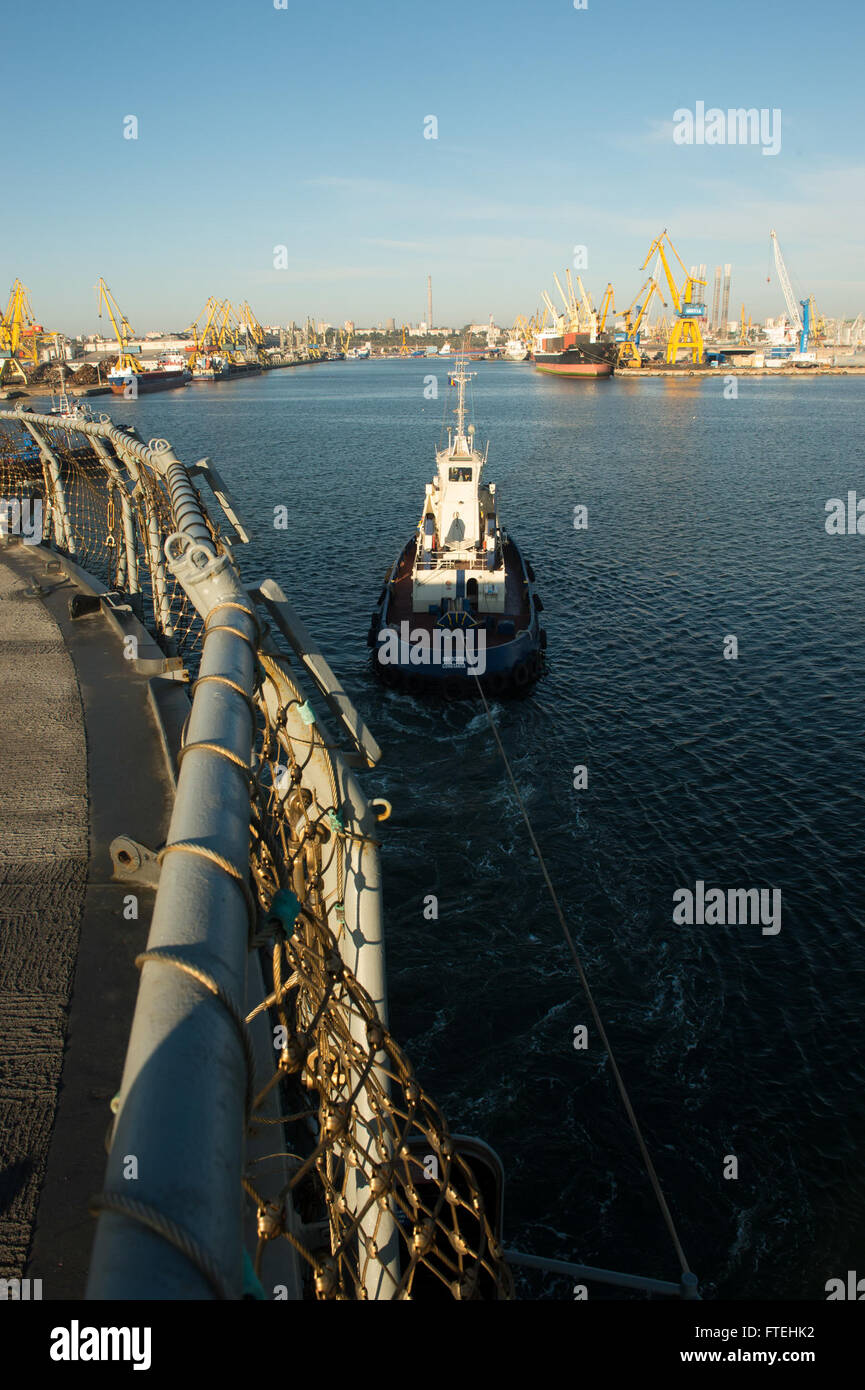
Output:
387,535,531,643
0,542,180,1296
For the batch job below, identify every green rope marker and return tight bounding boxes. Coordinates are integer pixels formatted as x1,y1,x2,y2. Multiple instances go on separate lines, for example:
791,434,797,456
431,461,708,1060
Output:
298,700,315,726
334,901,346,928
326,809,344,833
267,888,301,930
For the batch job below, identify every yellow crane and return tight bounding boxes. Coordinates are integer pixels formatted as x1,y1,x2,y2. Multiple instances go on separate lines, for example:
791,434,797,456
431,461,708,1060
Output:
0,279,42,383
305,317,322,360
237,300,266,359
641,231,706,365
214,300,243,359
806,295,826,345
186,296,226,371
95,277,143,373
510,313,533,347
616,275,666,367
597,283,616,333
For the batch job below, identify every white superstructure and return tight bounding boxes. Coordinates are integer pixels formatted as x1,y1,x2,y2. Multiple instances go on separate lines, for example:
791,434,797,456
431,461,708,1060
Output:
411,359,507,615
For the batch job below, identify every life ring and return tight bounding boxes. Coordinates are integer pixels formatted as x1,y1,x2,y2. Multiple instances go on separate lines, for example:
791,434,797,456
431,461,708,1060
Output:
513,661,530,688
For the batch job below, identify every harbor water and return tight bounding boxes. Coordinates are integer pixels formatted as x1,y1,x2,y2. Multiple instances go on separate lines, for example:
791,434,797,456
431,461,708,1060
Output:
83,362,865,1299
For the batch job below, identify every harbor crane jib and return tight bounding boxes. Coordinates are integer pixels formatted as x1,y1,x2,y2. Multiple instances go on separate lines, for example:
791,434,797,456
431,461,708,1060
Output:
770,230,814,357
616,273,666,368
95,277,143,374
0,279,42,384
597,283,616,333
642,231,706,365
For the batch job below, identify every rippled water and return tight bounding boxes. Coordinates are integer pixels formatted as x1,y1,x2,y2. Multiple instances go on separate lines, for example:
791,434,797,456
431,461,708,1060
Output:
100,362,865,1299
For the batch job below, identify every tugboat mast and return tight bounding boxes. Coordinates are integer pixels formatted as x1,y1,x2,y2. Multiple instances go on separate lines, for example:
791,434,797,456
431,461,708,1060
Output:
450,356,476,453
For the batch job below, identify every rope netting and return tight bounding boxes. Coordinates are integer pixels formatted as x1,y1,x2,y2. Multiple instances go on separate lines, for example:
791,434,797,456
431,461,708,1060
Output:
0,414,206,662
244,652,512,1298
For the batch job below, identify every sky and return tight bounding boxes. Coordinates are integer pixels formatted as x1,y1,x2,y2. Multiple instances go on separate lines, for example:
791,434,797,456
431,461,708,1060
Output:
2,0,863,334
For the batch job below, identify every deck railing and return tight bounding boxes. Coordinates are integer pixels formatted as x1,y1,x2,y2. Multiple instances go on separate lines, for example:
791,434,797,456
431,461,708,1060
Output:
0,406,512,1300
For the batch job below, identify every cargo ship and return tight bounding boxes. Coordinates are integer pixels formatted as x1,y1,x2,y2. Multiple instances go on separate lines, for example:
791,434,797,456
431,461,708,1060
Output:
533,328,616,378
108,361,190,395
226,359,262,376
188,353,231,381
368,357,545,697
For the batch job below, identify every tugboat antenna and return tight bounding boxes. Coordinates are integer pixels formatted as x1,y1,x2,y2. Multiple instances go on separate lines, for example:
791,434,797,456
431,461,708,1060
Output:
451,355,476,446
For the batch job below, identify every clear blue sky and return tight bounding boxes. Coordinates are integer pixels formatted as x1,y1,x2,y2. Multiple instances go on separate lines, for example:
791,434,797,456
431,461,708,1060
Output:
3,0,863,333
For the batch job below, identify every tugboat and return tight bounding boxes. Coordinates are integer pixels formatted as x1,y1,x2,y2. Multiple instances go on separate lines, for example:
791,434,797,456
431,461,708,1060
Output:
368,358,545,698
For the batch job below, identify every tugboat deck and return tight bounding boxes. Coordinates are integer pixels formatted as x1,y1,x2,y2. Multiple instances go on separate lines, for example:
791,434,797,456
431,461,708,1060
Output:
388,534,531,643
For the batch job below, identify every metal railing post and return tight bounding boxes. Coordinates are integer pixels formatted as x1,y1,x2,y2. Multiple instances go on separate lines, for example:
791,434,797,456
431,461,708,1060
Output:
20,420,76,555
88,433,139,594
87,537,258,1299
111,435,173,636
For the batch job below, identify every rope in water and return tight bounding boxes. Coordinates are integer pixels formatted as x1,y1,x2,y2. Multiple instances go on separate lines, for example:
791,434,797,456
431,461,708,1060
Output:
473,675,692,1279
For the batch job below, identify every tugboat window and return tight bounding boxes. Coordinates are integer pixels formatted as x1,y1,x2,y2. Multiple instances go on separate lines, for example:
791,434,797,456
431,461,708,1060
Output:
449,467,472,481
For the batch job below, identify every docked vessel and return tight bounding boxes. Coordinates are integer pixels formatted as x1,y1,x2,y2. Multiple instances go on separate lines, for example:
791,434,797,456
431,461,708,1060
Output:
188,352,231,380
369,358,545,697
503,337,529,361
108,360,190,394
533,328,616,378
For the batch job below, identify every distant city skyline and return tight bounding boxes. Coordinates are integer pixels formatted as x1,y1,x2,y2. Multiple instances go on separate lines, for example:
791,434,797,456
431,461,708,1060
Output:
3,0,863,334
